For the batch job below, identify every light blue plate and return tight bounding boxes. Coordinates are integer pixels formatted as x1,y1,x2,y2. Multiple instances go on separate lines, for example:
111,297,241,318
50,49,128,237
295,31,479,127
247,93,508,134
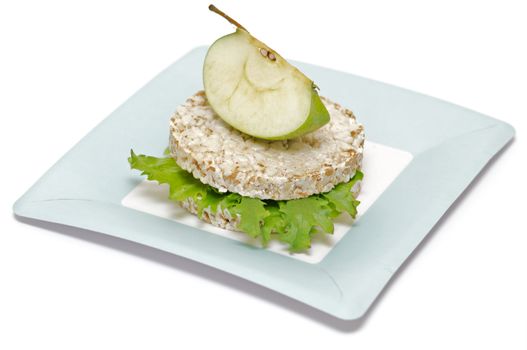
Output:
13,47,514,320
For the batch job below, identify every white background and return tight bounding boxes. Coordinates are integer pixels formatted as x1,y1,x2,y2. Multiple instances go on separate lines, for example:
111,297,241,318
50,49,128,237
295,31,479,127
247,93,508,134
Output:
1,1,525,349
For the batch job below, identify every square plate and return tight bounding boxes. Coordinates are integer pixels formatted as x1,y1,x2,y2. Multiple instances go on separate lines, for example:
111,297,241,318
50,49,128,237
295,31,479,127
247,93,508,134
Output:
13,47,514,320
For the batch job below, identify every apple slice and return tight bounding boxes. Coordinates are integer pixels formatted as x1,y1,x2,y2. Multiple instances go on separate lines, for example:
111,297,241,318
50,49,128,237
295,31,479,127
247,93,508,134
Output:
203,5,330,140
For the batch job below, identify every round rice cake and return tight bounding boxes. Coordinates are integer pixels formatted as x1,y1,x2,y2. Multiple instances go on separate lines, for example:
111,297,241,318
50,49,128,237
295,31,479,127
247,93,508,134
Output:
180,183,362,232
169,90,364,201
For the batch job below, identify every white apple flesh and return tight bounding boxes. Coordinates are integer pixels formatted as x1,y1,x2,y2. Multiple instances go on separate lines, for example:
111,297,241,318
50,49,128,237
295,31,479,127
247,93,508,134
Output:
203,6,329,140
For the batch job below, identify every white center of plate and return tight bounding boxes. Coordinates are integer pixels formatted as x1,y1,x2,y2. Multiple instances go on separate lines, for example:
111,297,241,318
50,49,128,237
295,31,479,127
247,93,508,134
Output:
121,141,413,264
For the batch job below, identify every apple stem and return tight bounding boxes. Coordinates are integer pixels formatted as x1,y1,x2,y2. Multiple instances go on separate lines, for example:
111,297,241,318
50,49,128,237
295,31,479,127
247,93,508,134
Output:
208,4,248,32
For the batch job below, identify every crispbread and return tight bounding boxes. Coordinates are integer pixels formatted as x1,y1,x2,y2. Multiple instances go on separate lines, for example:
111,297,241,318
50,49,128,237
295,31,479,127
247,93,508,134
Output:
169,91,364,200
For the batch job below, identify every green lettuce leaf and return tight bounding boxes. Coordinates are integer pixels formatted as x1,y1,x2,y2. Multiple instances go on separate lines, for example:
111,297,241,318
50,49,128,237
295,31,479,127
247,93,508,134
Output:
322,171,363,218
261,205,286,247
230,197,270,239
277,197,335,251
129,150,362,252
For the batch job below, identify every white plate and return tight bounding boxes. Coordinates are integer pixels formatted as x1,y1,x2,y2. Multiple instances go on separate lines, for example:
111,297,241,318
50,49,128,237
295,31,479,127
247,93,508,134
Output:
14,47,514,320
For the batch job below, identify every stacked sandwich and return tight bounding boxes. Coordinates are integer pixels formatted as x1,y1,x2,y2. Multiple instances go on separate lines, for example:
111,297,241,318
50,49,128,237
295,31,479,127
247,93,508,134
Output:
129,5,365,252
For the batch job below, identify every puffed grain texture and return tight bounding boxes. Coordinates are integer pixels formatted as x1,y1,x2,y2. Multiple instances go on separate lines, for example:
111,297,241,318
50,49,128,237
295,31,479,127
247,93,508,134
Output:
169,91,364,200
